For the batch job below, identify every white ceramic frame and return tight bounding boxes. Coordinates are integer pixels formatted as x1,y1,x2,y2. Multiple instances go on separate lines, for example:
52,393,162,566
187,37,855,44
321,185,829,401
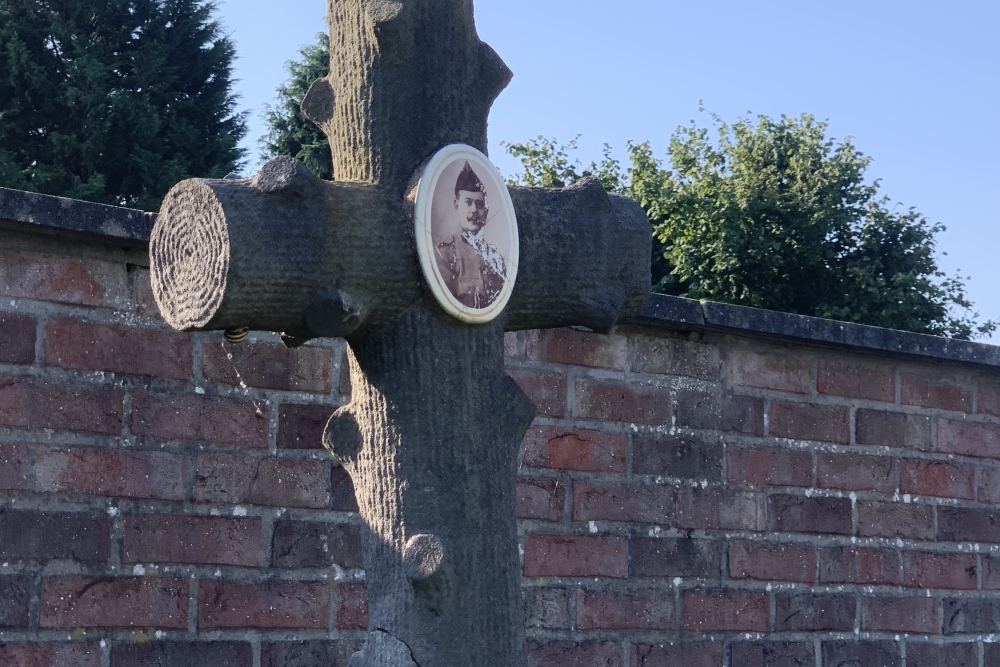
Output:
414,144,519,324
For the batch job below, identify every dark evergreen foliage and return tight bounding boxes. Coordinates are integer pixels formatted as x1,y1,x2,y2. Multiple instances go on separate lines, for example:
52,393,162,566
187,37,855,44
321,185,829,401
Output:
260,32,332,180
0,0,247,211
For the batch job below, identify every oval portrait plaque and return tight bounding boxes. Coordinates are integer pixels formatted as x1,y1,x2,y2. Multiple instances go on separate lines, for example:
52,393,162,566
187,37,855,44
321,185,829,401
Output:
415,144,519,324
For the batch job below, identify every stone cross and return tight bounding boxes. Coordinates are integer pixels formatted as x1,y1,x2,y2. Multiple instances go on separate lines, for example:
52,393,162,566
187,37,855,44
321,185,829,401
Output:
149,1,650,665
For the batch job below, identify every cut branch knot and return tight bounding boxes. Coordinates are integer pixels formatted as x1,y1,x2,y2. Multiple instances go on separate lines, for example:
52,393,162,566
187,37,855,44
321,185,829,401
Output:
402,533,445,581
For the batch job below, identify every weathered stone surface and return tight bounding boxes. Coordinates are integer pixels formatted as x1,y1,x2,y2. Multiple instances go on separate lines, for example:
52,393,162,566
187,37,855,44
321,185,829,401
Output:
147,3,650,666
150,171,649,338
0,186,152,241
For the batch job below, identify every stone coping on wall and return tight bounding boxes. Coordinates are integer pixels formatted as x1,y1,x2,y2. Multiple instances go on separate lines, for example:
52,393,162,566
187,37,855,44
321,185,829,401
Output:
0,186,154,244
4,184,998,369
634,294,1000,370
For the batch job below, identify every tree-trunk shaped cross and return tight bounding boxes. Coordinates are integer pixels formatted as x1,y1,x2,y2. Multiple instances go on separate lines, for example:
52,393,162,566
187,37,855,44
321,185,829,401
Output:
150,1,650,664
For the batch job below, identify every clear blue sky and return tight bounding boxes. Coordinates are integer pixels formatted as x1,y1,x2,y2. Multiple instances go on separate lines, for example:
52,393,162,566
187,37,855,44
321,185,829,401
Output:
216,0,1000,340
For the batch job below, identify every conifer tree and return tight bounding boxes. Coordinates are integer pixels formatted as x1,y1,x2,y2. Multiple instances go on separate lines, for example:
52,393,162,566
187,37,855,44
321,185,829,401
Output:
261,32,332,180
0,0,247,211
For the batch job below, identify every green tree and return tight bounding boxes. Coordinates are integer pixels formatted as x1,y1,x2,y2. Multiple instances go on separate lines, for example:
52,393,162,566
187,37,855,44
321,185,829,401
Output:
505,115,992,339
261,32,332,180
0,0,246,211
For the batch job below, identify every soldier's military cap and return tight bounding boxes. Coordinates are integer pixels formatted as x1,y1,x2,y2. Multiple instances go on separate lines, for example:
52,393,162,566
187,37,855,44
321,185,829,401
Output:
455,161,487,197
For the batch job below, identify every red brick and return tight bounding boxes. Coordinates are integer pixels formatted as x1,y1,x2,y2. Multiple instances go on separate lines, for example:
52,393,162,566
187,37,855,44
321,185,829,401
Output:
528,328,627,370
985,556,1000,590
0,442,28,490
978,381,1000,417
523,535,627,578
35,447,186,500
682,590,768,632
820,547,900,585
193,455,328,509
0,251,128,308
271,521,362,570
203,338,333,393
979,467,1000,504
941,597,1000,634
727,349,811,394
856,409,931,450
770,401,850,444
277,402,335,450
123,515,261,567
199,580,330,629
0,378,122,435
330,465,359,512
0,511,109,563
675,489,767,532
41,576,188,629
907,642,978,667
131,267,161,319
858,501,935,540
632,642,723,667
574,378,670,425
633,434,723,482
862,596,940,634
770,494,853,535
821,641,901,667
901,373,972,412
728,447,813,487
630,538,722,579
818,362,895,402
903,551,978,590
527,641,622,667
729,540,816,583
261,641,362,667
774,593,856,631
0,312,36,364
517,477,565,522
576,589,674,630
573,482,672,524
0,644,101,667
938,507,1000,544
902,459,975,500
522,426,626,473
817,453,898,493
45,318,191,380
132,391,268,448
938,419,1000,459
336,583,368,630
731,642,816,665
113,642,253,667
509,369,566,418
0,575,30,627
630,335,721,380
675,390,764,435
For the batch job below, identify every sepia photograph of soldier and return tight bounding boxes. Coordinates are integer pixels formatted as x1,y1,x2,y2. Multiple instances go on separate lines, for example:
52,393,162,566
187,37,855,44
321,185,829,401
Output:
431,159,510,309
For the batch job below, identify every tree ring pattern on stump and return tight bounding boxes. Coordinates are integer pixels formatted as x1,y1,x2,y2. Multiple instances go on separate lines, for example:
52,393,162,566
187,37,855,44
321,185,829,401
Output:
150,180,230,330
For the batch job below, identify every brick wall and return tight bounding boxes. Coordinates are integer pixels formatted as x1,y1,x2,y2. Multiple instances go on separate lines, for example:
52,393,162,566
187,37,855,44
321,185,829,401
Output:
3,226,1000,666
